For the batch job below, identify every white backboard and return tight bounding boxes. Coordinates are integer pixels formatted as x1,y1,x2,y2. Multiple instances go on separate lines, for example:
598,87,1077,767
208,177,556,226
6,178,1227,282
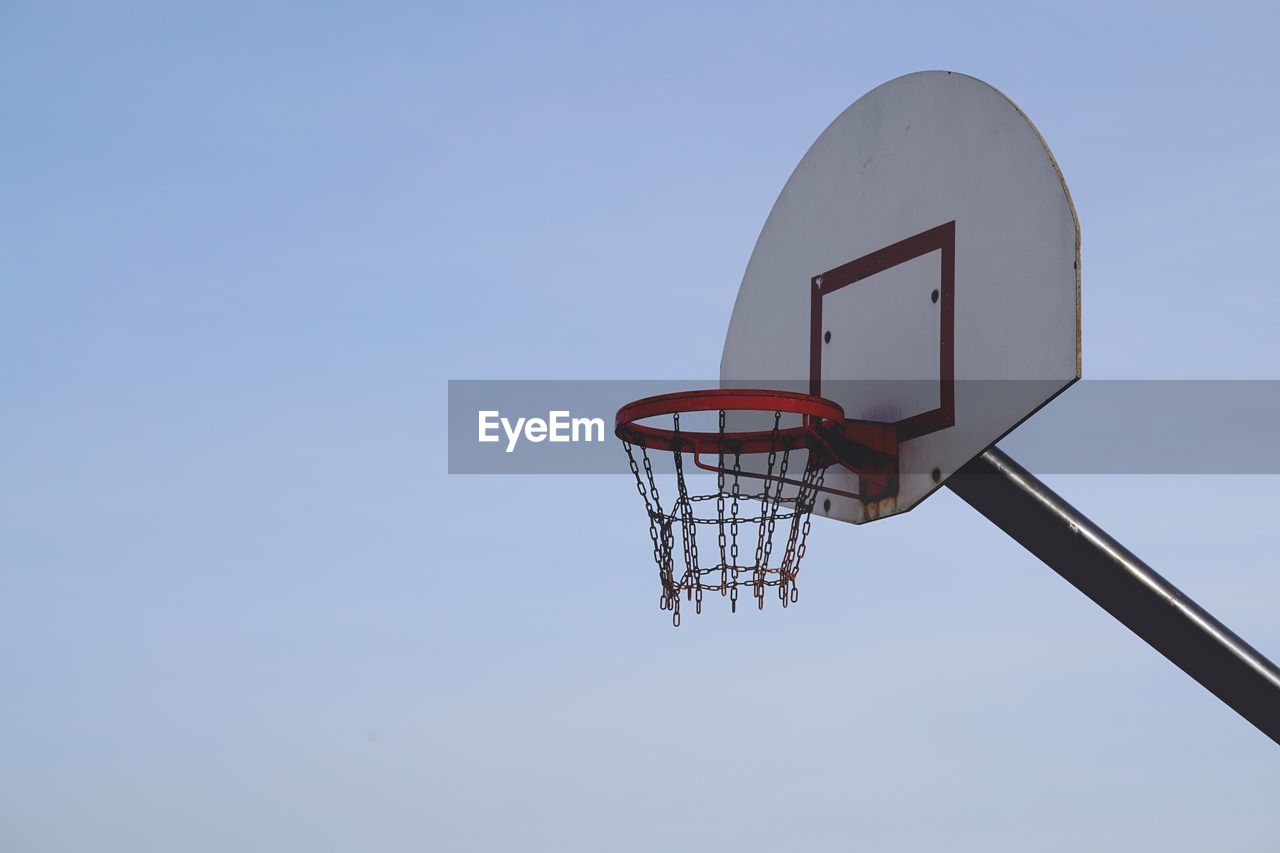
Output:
721,71,1080,523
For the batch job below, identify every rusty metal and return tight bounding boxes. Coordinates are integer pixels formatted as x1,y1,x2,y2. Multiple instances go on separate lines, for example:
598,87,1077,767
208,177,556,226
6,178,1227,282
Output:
615,388,925,623
619,403,827,625
615,388,844,455
616,388,903,505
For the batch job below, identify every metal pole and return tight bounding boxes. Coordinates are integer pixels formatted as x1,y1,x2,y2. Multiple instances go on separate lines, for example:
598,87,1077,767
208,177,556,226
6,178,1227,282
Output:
947,446,1280,746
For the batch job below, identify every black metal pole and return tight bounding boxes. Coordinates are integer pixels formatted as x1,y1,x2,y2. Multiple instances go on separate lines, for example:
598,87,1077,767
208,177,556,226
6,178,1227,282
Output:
947,446,1280,746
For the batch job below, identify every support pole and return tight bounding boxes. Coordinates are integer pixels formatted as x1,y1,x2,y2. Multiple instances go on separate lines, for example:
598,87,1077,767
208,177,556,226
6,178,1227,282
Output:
947,446,1280,746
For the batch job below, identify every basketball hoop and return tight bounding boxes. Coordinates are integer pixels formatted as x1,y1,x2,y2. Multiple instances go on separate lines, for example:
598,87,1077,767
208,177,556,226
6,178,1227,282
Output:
615,389,849,626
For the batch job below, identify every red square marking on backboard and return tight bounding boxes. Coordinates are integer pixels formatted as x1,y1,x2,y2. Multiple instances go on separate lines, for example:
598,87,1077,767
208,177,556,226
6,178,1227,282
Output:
809,220,955,441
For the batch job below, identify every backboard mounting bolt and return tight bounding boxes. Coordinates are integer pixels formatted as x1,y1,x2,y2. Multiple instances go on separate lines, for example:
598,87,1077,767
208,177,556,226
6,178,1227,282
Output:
931,467,942,483
823,498,832,512
824,330,832,344
931,289,939,303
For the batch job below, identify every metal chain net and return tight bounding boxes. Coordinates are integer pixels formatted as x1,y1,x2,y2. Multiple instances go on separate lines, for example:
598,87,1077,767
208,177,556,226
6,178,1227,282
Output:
622,409,827,626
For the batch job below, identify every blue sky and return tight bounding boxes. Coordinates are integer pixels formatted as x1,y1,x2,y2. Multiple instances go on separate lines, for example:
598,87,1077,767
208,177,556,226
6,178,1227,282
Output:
3,2,1280,851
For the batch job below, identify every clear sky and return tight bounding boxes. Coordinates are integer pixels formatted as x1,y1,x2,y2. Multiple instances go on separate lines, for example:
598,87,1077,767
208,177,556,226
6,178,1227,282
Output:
3,2,1280,851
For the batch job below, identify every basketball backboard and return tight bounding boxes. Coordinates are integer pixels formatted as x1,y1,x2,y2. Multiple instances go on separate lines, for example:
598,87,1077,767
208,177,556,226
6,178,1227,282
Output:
721,71,1080,523
615,71,1280,747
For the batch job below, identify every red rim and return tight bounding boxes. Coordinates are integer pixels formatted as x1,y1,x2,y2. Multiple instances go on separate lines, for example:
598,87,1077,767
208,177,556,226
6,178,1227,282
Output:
615,389,845,455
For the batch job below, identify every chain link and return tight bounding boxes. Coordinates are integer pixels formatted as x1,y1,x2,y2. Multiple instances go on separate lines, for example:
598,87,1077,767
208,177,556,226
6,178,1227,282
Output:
621,407,830,626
